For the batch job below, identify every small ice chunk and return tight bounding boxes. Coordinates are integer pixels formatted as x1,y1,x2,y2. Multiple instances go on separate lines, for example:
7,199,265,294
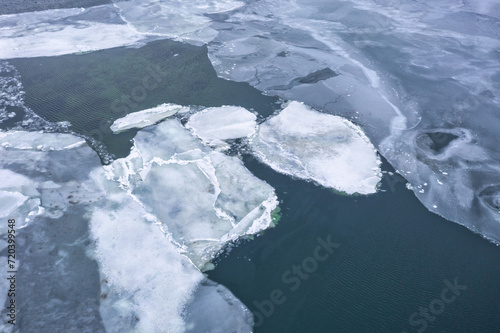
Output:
0,131,85,151
186,106,257,147
251,101,381,195
110,103,188,133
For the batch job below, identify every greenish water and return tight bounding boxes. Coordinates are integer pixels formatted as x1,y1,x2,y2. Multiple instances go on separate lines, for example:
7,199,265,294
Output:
6,40,500,333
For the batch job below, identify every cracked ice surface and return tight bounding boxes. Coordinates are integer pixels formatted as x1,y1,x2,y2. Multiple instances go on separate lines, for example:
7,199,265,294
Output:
0,5,148,59
0,128,267,332
105,118,279,270
251,101,381,195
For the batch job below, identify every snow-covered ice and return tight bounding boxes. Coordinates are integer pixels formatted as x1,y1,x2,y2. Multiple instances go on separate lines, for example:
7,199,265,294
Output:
251,101,381,195
89,180,253,333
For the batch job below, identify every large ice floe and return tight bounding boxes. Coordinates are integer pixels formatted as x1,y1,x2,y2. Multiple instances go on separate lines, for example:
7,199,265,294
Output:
0,121,278,331
106,117,278,270
113,0,245,44
251,101,381,195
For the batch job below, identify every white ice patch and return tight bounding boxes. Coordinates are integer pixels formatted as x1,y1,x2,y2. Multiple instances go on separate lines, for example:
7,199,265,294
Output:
89,179,253,333
186,106,257,148
114,0,244,44
0,131,85,151
0,1,247,59
110,103,188,133
0,19,146,59
89,184,203,333
0,190,28,218
251,101,381,195
105,119,278,270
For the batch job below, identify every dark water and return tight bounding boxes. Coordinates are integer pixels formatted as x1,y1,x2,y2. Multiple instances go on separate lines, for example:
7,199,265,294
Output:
6,40,500,333
208,155,500,333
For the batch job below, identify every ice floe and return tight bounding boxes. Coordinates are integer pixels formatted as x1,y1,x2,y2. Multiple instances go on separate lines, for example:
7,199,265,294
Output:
186,105,257,148
110,103,188,133
251,101,381,195
202,0,500,243
105,118,279,270
89,182,252,333
0,1,247,59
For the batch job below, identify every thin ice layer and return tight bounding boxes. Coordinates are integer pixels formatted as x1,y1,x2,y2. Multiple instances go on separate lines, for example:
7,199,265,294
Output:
110,103,188,133
251,101,381,195
186,105,257,147
0,1,245,59
0,130,105,333
105,119,279,270
114,0,244,44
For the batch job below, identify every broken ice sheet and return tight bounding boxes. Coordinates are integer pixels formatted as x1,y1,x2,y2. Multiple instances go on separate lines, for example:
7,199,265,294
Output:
0,127,270,332
105,118,279,270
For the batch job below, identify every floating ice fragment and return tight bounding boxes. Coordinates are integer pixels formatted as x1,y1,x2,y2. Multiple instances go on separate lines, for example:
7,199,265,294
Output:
0,190,28,218
251,101,381,195
186,106,257,148
110,103,188,133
